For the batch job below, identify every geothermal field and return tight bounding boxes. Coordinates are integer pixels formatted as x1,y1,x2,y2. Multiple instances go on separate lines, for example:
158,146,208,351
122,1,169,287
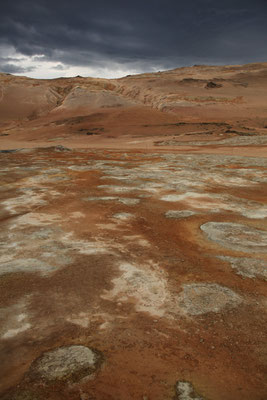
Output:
0,63,266,400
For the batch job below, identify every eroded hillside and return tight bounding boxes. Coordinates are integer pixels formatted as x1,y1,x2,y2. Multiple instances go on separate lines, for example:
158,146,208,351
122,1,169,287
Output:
1,63,267,150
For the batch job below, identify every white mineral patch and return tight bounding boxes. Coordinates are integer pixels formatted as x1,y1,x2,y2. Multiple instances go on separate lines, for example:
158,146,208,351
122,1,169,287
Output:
123,235,151,247
99,183,160,194
242,207,267,219
100,175,133,181
70,211,86,219
118,198,140,205
102,262,167,316
1,192,47,214
67,165,92,171
161,192,229,210
61,232,111,255
112,213,134,220
176,381,204,400
66,312,91,328
20,174,67,184
161,192,267,219
161,194,185,202
98,185,139,193
2,323,31,339
10,212,60,228
203,174,253,187
0,299,31,340
0,258,58,276
67,311,114,329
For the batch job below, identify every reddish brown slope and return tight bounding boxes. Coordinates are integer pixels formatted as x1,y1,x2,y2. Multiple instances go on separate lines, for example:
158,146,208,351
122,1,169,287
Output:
0,62,267,149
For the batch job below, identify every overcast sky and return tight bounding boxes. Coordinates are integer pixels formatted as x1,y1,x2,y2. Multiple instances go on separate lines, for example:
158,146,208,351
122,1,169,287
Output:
0,0,266,79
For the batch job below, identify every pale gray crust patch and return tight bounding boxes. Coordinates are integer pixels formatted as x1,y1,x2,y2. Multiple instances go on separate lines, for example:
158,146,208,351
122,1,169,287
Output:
201,222,267,253
165,210,198,219
29,345,102,383
218,256,267,280
178,283,242,315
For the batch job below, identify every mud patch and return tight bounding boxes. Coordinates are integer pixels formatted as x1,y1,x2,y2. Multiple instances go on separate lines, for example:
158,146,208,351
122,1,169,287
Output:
218,256,267,280
1,389,41,400
178,283,242,315
29,345,102,382
83,196,117,202
83,196,140,205
165,210,198,219
201,222,267,253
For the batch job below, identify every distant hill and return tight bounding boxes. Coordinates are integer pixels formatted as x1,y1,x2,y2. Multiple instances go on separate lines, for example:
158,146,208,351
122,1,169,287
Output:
0,62,267,144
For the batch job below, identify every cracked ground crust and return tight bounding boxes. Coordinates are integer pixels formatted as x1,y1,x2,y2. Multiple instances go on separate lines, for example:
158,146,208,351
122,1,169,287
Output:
0,149,266,400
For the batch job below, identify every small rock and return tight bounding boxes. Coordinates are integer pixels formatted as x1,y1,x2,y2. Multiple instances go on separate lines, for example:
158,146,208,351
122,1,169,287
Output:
0,149,20,153
42,145,71,152
54,145,71,152
205,81,222,89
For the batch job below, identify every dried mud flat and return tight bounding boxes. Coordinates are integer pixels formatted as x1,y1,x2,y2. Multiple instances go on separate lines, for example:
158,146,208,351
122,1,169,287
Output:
0,146,266,400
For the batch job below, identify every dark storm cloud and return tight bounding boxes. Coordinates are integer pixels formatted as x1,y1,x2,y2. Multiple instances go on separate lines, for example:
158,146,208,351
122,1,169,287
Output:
0,56,35,74
0,63,35,74
0,0,267,74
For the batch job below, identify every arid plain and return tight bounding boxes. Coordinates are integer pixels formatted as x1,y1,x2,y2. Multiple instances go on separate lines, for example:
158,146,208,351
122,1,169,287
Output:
0,63,267,400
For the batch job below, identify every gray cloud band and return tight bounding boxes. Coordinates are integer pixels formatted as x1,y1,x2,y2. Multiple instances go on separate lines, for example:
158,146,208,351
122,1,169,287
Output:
0,0,266,75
